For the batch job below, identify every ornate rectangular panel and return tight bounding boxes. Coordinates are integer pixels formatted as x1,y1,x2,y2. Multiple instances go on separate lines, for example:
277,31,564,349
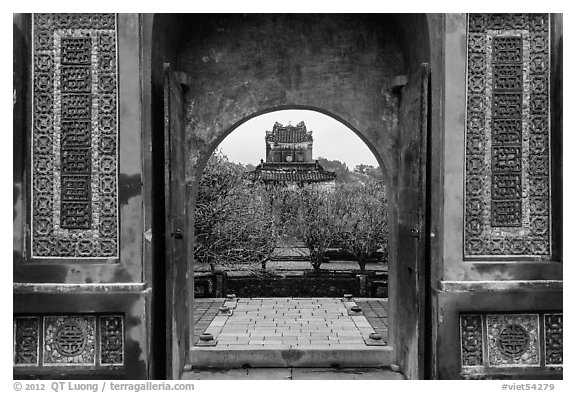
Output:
465,14,550,257
100,315,124,366
13,314,124,368
14,317,40,366
44,316,96,365
460,314,483,366
460,312,563,371
31,14,118,259
544,313,562,366
486,314,540,367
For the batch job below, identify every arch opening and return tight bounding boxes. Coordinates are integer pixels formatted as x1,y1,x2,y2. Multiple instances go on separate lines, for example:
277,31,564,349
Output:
149,13,431,378
194,108,389,280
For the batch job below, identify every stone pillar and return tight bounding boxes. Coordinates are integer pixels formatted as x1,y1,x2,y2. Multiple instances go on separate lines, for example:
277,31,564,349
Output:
356,274,368,297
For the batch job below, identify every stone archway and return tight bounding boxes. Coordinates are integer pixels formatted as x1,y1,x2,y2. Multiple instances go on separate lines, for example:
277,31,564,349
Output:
147,13,432,379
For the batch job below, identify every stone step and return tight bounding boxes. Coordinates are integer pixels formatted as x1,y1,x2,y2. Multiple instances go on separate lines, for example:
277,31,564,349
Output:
182,367,404,380
188,346,393,368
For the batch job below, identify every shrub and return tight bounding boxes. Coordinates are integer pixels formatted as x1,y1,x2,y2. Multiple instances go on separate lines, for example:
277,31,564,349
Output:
195,151,279,272
283,186,347,271
337,180,388,271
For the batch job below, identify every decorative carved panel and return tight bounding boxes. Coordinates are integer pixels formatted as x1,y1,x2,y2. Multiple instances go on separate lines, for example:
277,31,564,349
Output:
461,312,562,370
486,314,540,367
44,316,96,365
460,314,483,367
100,315,124,366
14,317,40,366
14,314,124,368
544,313,562,366
31,14,118,258
465,14,551,257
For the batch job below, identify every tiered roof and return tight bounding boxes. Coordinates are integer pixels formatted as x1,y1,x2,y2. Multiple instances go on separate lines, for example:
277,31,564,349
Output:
247,161,336,184
265,121,313,143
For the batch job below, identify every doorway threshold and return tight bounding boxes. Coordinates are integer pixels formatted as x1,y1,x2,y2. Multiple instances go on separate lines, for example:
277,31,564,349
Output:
189,345,393,368
182,366,404,380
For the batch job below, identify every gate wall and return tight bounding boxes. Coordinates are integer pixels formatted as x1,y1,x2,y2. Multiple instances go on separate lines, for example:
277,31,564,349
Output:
13,13,151,379
13,13,563,380
432,14,563,379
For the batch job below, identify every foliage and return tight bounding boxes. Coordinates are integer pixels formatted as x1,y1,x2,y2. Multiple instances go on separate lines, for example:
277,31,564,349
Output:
195,150,389,274
195,151,279,272
354,164,385,181
317,157,385,184
316,157,352,184
337,179,389,271
282,186,348,271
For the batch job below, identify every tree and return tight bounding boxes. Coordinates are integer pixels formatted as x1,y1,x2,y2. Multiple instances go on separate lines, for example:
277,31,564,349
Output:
316,157,352,184
353,164,371,175
208,182,278,268
354,164,384,181
338,180,388,271
195,150,279,272
283,186,346,271
195,150,389,275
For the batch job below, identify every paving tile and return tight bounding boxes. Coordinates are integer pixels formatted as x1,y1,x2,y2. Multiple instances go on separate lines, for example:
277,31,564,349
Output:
279,336,299,341
225,340,250,345
308,340,332,345
281,332,302,337
338,340,366,345
263,340,283,345
264,333,284,337
249,334,268,340
251,329,277,334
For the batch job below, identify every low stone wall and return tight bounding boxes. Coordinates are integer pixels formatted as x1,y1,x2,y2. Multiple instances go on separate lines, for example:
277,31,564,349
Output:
194,271,388,298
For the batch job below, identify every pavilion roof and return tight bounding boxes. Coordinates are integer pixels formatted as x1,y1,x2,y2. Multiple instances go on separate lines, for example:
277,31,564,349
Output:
265,121,313,143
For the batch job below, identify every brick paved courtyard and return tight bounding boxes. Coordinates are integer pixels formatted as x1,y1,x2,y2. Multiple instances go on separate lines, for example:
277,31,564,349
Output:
193,297,388,348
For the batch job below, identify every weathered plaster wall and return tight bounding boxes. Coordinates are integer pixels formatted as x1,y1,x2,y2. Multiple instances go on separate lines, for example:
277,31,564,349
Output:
173,14,408,184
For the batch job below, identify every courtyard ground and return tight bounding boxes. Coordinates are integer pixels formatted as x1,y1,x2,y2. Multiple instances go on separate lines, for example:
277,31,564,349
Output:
187,297,397,379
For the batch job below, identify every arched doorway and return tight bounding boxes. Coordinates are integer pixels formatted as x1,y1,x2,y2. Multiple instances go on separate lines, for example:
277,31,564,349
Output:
146,13,431,379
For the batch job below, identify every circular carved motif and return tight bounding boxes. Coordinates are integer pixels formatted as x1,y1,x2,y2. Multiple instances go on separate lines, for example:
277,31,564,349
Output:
497,324,529,358
54,321,87,357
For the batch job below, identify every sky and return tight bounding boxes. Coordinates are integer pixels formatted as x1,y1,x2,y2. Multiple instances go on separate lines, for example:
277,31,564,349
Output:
217,110,379,170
